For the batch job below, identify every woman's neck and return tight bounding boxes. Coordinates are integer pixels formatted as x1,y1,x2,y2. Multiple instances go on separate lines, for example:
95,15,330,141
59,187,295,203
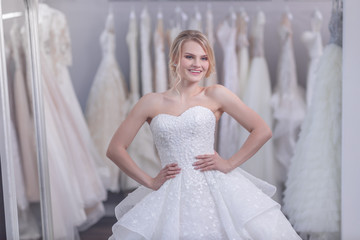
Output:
171,81,203,102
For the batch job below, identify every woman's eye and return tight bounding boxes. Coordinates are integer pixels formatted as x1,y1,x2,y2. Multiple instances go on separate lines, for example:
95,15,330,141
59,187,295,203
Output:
185,55,193,59
201,57,208,61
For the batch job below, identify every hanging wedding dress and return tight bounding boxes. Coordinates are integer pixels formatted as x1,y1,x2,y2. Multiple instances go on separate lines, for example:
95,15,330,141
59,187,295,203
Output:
85,11,128,193
217,12,241,161
10,23,39,203
204,6,218,87
238,11,281,203
23,4,108,238
271,12,306,176
283,6,342,240
140,7,153,95
302,10,324,107
121,10,161,191
167,6,187,48
109,106,301,240
9,23,41,240
236,9,250,99
153,10,168,93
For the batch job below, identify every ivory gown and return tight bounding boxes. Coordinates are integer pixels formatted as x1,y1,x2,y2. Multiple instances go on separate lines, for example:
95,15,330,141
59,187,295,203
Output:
140,7,153,95
302,10,324,107
217,13,241,161
10,23,39,203
153,11,168,93
20,4,108,238
85,11,128,192
121,10,161,191
8,31,40,239
109,106,301,240
283,7,342,240
271,12,306,176
238,11,281,203
236,9,250,99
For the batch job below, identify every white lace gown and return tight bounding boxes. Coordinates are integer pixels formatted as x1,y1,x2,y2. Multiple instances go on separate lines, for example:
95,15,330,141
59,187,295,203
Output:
217,15,241,160
109,106,301,240
238,11,281,203
85,11,127,193
24,4,108,238
236,9,250,99
302,10,324,107
140,7,153,95
271,13,306,176
283,9,342,240
122,11,161,191
153,11,168,93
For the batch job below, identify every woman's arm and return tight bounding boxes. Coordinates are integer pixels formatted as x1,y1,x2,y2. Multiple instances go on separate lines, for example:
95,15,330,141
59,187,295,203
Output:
106,93,181,190
193,84,272,173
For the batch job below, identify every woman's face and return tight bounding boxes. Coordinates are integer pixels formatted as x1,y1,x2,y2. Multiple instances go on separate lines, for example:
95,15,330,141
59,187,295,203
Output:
178,40,209,83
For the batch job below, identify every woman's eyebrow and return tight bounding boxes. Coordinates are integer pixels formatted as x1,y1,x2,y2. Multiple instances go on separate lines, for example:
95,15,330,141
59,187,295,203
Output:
184,52,208,57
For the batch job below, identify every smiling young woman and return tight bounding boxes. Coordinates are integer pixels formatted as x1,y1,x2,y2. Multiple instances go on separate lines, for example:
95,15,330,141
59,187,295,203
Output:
106,30,301,240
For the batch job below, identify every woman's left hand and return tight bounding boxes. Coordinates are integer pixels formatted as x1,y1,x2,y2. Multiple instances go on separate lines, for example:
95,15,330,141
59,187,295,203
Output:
193,151,233,174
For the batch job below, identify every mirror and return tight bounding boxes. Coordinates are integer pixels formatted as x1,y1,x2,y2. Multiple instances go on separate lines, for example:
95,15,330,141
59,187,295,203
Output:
1,0,345,239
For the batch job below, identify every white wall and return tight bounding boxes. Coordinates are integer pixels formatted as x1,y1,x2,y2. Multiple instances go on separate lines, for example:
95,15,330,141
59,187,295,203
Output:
342,0,360,239
46,0,331,110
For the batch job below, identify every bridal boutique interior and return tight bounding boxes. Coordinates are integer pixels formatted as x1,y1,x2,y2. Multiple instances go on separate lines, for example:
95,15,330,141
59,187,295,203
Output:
0,0,359,239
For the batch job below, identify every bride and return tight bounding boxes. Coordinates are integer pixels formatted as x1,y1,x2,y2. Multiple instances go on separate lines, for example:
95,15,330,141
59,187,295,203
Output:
107,30,301,240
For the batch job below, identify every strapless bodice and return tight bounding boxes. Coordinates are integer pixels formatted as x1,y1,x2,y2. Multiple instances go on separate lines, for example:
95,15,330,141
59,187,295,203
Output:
150,106,216,169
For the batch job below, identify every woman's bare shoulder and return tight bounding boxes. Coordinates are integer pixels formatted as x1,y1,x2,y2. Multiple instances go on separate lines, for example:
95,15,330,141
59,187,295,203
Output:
204,84,232,100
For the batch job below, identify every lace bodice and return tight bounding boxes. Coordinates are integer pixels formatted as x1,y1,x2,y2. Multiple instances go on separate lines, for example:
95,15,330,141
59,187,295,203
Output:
150,106,215,169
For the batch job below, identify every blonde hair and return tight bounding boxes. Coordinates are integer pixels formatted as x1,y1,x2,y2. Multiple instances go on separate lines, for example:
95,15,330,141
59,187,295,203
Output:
169,30,216,88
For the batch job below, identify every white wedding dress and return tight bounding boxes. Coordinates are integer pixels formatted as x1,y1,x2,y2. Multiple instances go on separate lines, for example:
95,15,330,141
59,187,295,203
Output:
217,14,241,160
153,11,168,93
236,9,250,99
140,7,153,95
302,10,324,107
10,23,40,203
238,11,281,203
85,11,127,192
109,106,301,240
283,8,342,240
271,12,306,175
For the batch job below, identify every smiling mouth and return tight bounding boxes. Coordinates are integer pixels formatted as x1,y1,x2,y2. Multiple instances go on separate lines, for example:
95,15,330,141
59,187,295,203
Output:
189,69,202,74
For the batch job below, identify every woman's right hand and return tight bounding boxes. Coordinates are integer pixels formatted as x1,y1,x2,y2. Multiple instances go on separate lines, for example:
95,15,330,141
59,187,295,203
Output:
150,163,181,190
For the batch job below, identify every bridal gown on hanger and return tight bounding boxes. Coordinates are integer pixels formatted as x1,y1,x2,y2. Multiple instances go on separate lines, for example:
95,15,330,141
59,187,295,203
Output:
236,9,250,99
238,11,281,203
204,6,218,87
153,11,167,93
140,7,153,95
8,36,40,239
24,4,108,238
302,10,324,107
10,23,40,203
85,11,128,193
283,7,342,240
271,12,306,176
121,10,161,191
217,12,241,161
109,106,301,240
